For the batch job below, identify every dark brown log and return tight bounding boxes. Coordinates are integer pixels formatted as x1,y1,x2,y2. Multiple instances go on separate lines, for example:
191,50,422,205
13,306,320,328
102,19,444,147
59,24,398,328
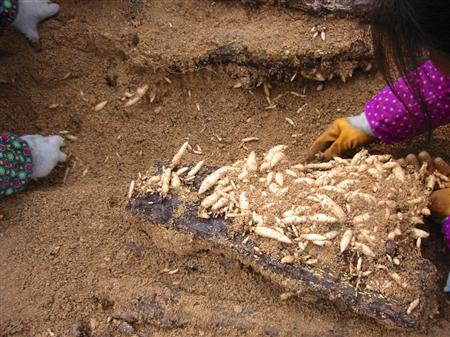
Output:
240,0,370,17
126,170,439,329
198,41,373,87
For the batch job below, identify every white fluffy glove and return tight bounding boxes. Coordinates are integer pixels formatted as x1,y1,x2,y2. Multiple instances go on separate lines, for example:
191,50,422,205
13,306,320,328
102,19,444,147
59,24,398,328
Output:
12,0,60,42
20,135,66,178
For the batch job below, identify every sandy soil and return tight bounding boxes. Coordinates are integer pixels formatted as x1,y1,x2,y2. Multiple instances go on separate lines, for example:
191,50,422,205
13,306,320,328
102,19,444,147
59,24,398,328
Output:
0,1,449,336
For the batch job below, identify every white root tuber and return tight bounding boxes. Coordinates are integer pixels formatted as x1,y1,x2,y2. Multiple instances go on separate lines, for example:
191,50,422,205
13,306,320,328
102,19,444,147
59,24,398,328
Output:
170,141,189,169
246,151,258,171
187,160,204,178
340,230,353,253
199,167,232,194
254,226,292,244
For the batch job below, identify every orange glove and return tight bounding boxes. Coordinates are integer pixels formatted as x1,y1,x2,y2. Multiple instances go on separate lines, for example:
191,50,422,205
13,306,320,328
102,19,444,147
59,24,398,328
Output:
405,152,450,217
306,118,375,161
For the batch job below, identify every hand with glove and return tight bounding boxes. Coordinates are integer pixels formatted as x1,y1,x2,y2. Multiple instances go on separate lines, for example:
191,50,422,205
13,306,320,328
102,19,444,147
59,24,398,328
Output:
0,0,60,42
0,133,66,198
403,152,450,293
402,152,450,217
306,114,376,161
20,134,66,177
307,59,450,162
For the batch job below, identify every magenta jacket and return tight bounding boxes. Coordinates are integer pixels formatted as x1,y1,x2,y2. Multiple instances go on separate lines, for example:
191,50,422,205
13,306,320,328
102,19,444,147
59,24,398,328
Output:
364,60,450,143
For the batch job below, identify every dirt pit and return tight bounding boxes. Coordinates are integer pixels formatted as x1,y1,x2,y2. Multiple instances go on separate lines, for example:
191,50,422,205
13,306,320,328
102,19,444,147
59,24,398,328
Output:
0,1,449,336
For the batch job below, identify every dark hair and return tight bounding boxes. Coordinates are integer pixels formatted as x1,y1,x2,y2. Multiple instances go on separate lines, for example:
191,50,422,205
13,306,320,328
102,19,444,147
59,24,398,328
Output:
368,0,450,138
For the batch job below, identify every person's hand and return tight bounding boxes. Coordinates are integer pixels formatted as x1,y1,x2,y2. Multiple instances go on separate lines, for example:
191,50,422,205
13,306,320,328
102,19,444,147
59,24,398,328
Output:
306,116,375,161
404,151,450,218
11,0,60,42
20,135,66,178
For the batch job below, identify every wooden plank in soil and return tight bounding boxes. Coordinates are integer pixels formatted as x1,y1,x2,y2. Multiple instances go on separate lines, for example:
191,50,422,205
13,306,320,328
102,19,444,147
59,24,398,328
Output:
127,190,439,329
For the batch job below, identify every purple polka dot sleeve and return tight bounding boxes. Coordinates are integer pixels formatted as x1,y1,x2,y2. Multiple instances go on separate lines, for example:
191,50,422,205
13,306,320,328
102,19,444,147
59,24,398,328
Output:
364,60,450,144
443,216,450,251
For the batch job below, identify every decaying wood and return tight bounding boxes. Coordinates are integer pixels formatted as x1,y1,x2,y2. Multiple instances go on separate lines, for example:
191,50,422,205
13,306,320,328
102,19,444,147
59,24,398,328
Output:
240,0,370,17
127,183,439,329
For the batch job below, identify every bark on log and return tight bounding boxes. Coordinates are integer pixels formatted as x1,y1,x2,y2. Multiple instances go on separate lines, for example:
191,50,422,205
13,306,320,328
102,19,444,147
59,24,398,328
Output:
241,0,370,17
127,190,439,329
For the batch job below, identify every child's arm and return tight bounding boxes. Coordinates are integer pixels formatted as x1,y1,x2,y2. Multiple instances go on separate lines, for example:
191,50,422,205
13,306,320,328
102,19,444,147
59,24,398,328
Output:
1,0,60,42
1,133,66,198
364,60,450,143
307,60,450,161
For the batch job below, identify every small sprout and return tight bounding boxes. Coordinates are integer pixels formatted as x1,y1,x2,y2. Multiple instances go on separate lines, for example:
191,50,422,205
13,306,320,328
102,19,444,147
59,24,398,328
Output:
340,230,353,253
211,197,229,212
270,152,285,168
406,298,420,315
356,257,362,272
408,228,430,239
242,137,259,143
160,168,172,197
187,160,204,179
281,255,295,264
323,231,339,240
198,167,231,194
392,166,406,182
65,135,78,141
421,207,431,216
176,167,190,176
306,162,334,170
390,272,408,288
170,141,189,169
128,180,135,199
275,172,284,186
94,100,108,112
285,169,297,177
354,242,375,258
239,192,250,211
125,84,149,107
170,173,181,189
416,237,422,249
308,194,346,221
353,213,372,224
254,226,292,244
280,292,293,300
305,258,318,265
201,192,221,209
285,117,295,126
301,233,327,241
312,240,331,246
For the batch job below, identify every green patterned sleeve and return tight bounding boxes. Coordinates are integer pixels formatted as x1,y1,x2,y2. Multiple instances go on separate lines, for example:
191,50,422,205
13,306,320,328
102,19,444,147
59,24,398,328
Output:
0,0,18,25
0,133,33,197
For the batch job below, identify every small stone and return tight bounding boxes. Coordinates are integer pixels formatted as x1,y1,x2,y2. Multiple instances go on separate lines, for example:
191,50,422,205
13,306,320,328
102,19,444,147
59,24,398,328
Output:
117,321,135,335
187,264,200,271
113,311,138,324
233,305,243,314
97,294,114,311
70,322,89,337
385,240,398,256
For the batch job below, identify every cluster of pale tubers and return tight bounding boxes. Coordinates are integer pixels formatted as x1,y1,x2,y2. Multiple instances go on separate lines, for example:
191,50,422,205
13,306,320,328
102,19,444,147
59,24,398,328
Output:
134,143,444,315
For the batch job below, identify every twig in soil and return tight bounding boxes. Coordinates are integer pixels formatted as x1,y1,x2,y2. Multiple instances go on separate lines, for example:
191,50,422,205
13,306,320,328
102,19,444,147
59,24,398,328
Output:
285,117,295,126
62,167,70,184
297,103,308,113
128,180,135,199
